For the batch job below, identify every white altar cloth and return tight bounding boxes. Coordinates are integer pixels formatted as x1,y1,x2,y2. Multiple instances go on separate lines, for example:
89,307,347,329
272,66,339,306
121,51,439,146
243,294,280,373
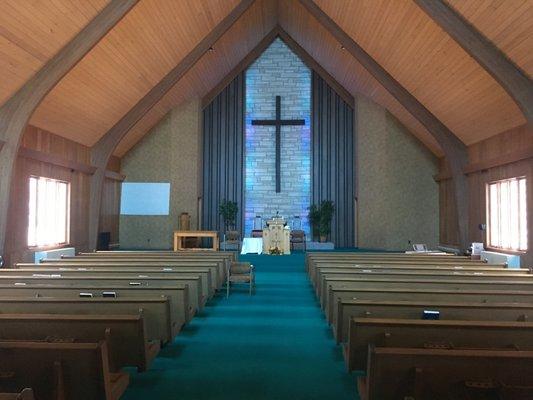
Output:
241,238,263,255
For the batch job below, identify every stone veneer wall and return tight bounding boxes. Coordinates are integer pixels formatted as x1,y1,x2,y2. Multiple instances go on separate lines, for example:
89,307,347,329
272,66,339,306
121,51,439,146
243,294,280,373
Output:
119,99,201,249
245,38,311,235
356,95,439,250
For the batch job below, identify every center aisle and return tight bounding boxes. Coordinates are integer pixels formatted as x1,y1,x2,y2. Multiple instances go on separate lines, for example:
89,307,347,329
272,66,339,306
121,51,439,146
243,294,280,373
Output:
123,253,358,400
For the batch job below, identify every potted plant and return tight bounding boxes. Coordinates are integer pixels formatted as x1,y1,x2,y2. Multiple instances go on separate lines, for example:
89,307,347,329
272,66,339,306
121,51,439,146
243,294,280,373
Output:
318,200,335,242
308,204,321,241
219,200,238,232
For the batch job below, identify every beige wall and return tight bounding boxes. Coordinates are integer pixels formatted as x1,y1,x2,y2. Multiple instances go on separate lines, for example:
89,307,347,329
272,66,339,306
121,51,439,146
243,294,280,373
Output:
356,95,439,251
120,98,201,249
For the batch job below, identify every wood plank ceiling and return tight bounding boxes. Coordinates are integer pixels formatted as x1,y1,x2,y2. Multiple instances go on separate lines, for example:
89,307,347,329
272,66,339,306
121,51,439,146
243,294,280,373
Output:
0,0,530,157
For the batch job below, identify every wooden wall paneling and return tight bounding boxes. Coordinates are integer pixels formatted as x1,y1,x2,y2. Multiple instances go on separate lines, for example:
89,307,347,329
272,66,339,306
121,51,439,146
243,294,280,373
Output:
18,147,97,175
4,127,93,266
3,125,123,265
298,0,470,252
100,178,122,244
415,0,533,123
0,0,138,257
88,0,256,250
439,125,533,266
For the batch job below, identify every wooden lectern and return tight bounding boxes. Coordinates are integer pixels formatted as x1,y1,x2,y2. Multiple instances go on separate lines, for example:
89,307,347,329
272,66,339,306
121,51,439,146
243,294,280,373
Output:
262,218,290,255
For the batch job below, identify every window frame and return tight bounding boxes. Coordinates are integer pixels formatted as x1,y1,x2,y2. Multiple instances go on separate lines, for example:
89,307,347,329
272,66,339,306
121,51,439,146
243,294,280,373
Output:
27,175,71,249
485,176,528,253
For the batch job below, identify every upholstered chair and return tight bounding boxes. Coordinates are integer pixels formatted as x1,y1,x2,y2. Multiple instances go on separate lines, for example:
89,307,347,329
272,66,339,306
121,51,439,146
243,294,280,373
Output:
290,230,306,251
226,261,255,297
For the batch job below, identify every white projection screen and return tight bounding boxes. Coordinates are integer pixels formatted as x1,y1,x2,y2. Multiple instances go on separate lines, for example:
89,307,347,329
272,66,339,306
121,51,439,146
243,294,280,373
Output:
120,182,170,215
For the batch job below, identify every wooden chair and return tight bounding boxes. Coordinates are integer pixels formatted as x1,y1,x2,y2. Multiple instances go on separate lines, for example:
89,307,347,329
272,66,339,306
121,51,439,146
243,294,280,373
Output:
290,230,306,251
251,230,263,238
226,262,255,298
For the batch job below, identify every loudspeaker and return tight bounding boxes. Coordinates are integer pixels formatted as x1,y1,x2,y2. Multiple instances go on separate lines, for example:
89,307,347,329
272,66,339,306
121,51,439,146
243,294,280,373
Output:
97,232,111,251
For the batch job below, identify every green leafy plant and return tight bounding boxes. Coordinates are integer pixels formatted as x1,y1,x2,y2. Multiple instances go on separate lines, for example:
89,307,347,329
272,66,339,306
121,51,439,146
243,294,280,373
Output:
308,200,335,242
318,200,335,240
219,200,238,231
308,204,321,240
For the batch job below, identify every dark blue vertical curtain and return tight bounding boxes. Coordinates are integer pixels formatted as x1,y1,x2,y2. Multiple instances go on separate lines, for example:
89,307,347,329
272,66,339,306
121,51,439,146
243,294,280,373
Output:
201,73,245,236
312,71,356,247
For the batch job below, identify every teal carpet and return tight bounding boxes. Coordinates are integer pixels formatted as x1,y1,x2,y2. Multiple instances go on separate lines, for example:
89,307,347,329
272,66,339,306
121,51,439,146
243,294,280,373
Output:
122,253,358,400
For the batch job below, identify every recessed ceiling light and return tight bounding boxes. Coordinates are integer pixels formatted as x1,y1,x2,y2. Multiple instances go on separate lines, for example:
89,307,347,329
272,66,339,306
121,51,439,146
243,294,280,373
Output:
340,45,345,50
208,46,215,52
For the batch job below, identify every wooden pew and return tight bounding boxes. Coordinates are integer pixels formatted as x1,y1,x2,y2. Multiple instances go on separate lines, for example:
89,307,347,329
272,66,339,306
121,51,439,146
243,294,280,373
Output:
335,300,533,343
79,250,237,262
0,284,189,333
0,313,159,372
0,389,34,400
0,275,202,313
70,250,236,266
0,340,129,400
306,251,468,259
5,268,213,303
0,297,173,344
319,276,533,307
346,318,533,372
305,253,497,270
315,269,533,300
359,346,533,400
12,265,216,296
308,263,529,286
326,286,533,326
34,260,226,288
311,264,529,292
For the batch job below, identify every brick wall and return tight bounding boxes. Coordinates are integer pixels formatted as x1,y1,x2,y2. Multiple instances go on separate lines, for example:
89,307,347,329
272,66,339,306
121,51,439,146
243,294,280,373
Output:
245,38,311,235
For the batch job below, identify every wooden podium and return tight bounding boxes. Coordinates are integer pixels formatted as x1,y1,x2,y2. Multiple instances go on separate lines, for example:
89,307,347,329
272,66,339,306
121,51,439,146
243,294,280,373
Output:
262,218,290,255
173,231,219,251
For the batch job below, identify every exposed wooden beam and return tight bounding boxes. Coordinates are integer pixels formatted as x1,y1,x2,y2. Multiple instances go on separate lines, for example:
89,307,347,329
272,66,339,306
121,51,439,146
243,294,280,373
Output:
18,147,97,175
0,0,138,256
277,27,355,109
202,27,279,108
415,0,533,124
298,0,470,252
88,0,256,250
17,146,125,180
105,170,126,182
434,145,533,182
464,146,533,175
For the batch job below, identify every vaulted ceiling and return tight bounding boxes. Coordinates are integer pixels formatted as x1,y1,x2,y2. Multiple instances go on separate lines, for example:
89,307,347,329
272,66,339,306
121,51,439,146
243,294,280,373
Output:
1,0,531,157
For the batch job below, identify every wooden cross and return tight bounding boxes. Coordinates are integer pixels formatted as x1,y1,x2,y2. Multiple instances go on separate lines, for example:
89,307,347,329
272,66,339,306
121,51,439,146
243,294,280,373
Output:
251,96,305,193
